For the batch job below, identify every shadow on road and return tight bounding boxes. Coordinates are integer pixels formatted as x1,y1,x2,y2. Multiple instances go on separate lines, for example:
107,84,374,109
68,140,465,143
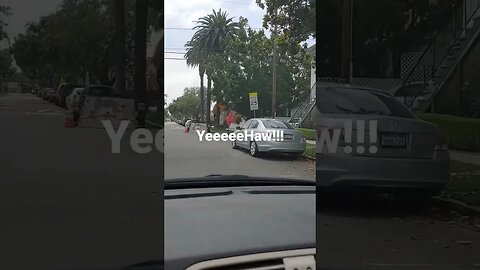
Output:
317,192,480,229
235,148,308,161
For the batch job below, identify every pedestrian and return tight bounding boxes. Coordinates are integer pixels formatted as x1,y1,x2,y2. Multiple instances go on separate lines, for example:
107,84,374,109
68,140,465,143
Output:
185,119,192,133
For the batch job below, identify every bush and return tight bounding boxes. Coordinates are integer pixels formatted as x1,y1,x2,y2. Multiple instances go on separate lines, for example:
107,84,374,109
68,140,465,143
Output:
417,113,480,151
296,128,316,141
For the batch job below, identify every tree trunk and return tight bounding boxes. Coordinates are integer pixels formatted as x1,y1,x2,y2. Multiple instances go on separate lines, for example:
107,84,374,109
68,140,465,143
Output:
112,0,126,94
134,0,147,127
206,77,212,131
199,70,205,122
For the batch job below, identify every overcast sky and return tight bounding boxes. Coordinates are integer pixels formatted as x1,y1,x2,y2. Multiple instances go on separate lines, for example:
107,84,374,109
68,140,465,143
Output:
164,0,267,105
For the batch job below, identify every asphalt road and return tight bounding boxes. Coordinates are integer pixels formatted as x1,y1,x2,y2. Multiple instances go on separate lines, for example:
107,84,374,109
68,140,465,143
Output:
0,93,163,270
164,121,315,179
317,195,480,269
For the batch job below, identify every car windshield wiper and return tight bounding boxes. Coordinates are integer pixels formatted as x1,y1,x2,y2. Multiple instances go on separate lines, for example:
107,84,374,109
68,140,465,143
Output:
165,175,315,190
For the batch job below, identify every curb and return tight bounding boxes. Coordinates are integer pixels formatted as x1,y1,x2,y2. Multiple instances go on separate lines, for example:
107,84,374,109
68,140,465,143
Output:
302,154,315,161
431,197,480,217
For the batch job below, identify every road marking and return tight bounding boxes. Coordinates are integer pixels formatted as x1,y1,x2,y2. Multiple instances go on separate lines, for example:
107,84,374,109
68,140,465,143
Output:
25,109,64,115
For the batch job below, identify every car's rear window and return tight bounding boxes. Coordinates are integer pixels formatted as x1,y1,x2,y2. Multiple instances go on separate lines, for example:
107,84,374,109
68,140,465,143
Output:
261,119,294,129
317,87,414,118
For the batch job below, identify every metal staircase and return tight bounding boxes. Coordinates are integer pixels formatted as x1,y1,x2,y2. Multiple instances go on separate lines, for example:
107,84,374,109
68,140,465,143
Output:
289,83,316,128
402,0,480,112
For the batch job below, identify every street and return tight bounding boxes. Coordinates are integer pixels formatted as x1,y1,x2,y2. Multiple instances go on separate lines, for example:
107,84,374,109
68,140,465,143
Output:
0,93,163,269
317,198,480,269
164,122,315,179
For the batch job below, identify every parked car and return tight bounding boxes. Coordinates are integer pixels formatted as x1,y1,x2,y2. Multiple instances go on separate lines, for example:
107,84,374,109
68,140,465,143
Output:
78,85,118,110
39,88,49,99
65,87,85,111
232,118,306,157
315,83,449,199
164,175,315,270
44,88,57,102
55,83,81,108
36,87,44,97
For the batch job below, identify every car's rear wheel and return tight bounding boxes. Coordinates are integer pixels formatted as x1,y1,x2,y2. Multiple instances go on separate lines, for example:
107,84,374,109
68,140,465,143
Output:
232,140,238,149
250,141,259,157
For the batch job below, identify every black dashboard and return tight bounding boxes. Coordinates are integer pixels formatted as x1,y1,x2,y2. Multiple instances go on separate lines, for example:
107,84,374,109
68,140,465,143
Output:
164,185,315,270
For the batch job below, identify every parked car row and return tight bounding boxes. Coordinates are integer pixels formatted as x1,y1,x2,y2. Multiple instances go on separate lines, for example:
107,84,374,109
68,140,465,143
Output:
35,84,116,111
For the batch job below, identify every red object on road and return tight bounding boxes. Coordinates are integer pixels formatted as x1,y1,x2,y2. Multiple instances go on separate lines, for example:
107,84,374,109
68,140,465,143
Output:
184,127,190,133
64,114,77,128
225,112,235,126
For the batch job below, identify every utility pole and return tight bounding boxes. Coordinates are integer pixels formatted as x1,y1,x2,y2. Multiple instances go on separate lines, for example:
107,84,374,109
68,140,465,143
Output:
272,6,278,119
134,0,147,128
112,0,126,94
341,0,353,83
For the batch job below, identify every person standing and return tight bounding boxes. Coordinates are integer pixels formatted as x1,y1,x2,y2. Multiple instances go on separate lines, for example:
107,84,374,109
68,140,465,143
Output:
185,119,192,133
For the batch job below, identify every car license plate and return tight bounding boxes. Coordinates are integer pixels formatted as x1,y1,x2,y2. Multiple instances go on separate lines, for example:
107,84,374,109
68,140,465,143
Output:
380,133,407,148
284,134,293,140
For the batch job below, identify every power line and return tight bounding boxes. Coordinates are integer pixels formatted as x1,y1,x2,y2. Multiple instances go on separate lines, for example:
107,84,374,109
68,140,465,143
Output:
165,27,263,30
211,0,259,7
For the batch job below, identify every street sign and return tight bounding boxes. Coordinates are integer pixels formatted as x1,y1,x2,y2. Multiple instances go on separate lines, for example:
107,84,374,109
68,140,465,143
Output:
249,92,259,111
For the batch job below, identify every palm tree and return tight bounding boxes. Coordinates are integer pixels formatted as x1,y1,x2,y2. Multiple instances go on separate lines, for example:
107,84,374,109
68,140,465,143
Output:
185,9,239,128
184,40,206,122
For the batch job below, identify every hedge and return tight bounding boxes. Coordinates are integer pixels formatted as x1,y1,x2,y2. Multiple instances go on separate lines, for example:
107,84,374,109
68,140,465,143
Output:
296,128,316,141
417,113,480,152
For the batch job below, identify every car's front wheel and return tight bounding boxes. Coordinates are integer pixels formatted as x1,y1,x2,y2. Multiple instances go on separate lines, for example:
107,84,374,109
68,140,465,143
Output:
250,141,259,157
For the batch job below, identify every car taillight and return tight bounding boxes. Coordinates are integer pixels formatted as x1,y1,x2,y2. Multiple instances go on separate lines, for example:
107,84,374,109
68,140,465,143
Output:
434,134,448,151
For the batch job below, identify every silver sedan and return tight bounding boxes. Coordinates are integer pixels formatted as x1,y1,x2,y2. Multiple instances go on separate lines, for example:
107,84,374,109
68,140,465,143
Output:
316,83,449,198
232,118,306,157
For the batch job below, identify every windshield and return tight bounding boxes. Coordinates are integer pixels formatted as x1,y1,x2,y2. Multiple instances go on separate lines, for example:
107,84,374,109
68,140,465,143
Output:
317,87,415,118
6,0,479,269
164,3,315,182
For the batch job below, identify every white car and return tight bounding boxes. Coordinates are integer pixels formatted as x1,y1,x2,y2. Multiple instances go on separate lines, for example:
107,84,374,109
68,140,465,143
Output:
65,88,85,111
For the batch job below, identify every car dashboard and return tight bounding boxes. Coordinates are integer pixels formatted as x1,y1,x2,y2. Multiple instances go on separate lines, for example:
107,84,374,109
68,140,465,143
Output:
164,185,316,270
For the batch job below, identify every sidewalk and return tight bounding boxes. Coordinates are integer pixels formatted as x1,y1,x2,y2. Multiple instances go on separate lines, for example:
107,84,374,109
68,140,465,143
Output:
449,150,480,166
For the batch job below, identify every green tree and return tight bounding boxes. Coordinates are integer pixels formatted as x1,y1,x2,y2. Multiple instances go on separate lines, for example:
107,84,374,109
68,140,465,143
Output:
184,41,206,122
167,87,201,120
185,9,240,128
0,49,15,86
0,5,11,44
12,0,113,86
208,23,311,118
256,0,315,43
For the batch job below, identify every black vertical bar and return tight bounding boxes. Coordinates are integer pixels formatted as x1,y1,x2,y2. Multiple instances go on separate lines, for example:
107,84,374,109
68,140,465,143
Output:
134,0,148,127
341,0,353,83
